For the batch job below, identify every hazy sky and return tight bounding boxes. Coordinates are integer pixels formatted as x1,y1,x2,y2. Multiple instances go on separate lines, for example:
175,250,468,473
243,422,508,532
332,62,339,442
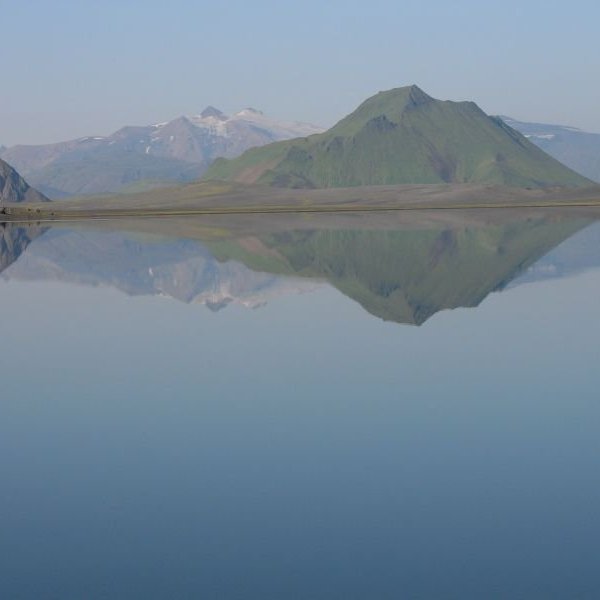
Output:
2,0,600,146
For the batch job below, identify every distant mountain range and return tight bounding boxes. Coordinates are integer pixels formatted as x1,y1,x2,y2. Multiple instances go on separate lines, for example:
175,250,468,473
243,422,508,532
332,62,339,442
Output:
500,117,600,183
0,159,48,204
3,87,599,199
0,108,322,198
205,85,590,189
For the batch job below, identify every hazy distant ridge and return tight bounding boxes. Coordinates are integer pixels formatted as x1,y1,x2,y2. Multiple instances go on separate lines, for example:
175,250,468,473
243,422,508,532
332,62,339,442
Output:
500,116,600,183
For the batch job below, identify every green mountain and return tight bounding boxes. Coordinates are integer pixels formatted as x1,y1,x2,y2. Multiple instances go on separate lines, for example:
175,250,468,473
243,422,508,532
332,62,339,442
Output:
204,85,591,189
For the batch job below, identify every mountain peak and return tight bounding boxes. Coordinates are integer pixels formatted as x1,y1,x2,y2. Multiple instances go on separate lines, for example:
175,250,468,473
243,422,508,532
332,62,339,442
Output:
404,84,433,104
200,106,227,120
326,85,437,137
372,84,434,110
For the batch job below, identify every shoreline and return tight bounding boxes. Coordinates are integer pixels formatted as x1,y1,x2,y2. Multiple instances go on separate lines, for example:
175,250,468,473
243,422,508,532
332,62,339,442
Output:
4,199,600,223
3,182,600,223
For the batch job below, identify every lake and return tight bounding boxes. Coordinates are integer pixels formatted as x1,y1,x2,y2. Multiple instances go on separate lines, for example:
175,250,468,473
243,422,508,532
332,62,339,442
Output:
1,209,600,599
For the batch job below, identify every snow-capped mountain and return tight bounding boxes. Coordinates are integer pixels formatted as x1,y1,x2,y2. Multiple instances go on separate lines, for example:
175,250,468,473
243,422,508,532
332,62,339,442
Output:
0,108,323,198
110,106,322,165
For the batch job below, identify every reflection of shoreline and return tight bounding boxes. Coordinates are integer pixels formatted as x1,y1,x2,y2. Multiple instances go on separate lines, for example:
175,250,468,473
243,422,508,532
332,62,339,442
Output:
5,198,600,223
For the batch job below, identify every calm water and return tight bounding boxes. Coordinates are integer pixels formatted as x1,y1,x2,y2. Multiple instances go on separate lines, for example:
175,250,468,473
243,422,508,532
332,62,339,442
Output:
1,212,600,599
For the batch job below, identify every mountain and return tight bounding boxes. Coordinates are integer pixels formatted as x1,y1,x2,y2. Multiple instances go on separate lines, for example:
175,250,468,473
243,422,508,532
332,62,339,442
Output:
204,85,591,189
0,159,49,204
500,117,600,183
0,109,322,198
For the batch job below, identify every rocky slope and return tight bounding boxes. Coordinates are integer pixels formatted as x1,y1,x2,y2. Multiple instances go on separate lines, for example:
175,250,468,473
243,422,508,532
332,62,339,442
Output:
0,159,48,203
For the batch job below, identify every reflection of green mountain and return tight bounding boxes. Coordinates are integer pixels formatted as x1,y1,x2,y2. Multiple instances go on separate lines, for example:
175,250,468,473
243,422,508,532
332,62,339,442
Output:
207,217,589,324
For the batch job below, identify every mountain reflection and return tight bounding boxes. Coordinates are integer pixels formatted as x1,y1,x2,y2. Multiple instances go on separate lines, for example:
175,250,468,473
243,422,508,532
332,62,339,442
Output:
1,209,597,324
0,222,45,273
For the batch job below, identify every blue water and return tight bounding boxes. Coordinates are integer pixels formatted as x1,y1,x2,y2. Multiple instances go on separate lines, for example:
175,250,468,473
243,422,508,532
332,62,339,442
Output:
1,221,599,599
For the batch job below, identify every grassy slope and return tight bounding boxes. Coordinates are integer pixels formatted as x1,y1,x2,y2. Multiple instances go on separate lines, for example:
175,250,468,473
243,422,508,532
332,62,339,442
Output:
204,86,590,189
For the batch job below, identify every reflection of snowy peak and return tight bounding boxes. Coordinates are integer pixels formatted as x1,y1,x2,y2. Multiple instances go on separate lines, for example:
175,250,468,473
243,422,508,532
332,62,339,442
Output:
0,108,322,197
2,230,320,311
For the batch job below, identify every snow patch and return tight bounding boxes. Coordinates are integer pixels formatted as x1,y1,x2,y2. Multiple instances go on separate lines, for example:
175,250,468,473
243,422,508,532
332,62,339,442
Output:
525,134,556,140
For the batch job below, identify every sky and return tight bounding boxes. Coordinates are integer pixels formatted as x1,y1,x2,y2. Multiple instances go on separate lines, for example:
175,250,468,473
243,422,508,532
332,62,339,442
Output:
2,0,600,146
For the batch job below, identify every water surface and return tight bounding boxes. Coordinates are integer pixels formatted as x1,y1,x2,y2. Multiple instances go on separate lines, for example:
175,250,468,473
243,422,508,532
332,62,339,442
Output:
1,211,599,599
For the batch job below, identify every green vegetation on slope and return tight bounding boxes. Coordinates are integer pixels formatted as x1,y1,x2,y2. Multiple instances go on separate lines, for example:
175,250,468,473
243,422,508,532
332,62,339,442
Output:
205,86,591,189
